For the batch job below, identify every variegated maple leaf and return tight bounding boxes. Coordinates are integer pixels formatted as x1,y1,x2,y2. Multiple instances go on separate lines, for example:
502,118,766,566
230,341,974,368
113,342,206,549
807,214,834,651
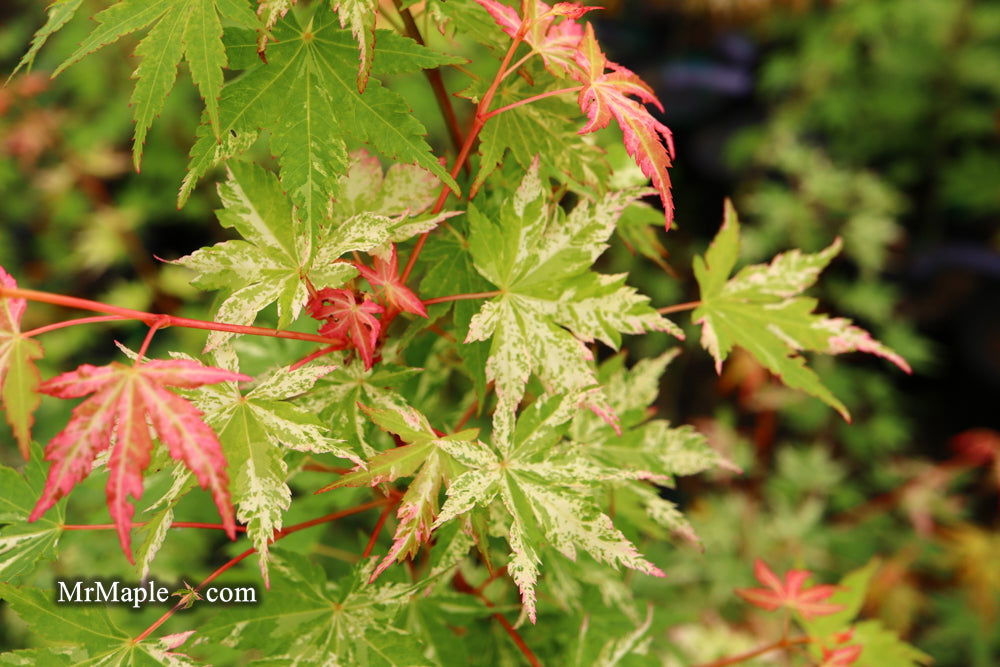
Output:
317,404,479,582
474,0,598,76
176,162,397,351
29,354,250,561
0,265,43,459
692,201,910,420
180,350,356,584
433,394,665,623
465,162,681,450
574,23,675,228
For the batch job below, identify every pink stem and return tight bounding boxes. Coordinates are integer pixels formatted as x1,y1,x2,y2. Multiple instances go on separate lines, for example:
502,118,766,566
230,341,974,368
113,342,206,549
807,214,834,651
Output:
482,86,583,120
0,286,345,346
422,291,501,306
21,315,132,337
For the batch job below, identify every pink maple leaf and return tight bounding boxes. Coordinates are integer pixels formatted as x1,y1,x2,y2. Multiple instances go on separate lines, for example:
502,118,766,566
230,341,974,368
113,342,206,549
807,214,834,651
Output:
354,246,428,318
474,0,600,75
573,23,675,228
735,559,844,619
29,359,251,561
307,288,384,370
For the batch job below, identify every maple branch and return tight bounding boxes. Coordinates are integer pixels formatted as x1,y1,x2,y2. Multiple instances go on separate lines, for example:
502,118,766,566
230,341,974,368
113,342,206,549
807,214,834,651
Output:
132,497,392,644
0,286,347,347
693,635,813,667
362,500,396,559
482,86,583,121
453,571,541,667
422,291,501,306
657,300,701,315
401,25,530,283
392,0,466,155
21,315,132,337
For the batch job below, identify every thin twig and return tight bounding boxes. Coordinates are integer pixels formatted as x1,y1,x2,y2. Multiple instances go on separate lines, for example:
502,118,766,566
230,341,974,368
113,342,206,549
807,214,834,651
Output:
657,300,701,315
392,0,466,156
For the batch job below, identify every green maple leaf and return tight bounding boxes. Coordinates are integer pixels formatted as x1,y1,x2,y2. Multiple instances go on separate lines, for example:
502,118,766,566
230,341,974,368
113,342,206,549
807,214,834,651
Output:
9,0,85,80
465,163,682,450
692,200,911,420
433,394,664,623
46,0,257,170
179,9,462,218
176,161,397,350
183,350,356,583
318,404,481,581
202,551,431,665
0,447,64,583
0,584,198,665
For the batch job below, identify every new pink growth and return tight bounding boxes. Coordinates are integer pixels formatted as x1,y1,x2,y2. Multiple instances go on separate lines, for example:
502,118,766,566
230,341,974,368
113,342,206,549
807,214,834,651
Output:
573,23,674,228
307,288,384,370
735,559,844,619
354,246,428,318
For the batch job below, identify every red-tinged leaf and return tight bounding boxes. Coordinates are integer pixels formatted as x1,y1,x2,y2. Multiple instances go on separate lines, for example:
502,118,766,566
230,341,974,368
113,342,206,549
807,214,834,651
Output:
474,0,597,76
735,559,845,620
107,382,153,561
30,358,250,560
355,246,428,318
0,265,43,459
821,644,864,667
573,23,675,228
307,288,384,370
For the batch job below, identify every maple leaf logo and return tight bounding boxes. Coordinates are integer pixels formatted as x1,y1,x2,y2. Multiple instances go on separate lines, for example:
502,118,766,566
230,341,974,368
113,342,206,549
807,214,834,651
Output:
29,357,251,561
735,559,845,620
573,23,675,228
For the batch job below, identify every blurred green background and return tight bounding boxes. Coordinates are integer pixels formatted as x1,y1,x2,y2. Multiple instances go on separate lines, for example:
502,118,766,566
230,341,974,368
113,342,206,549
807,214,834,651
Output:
1,0,999,664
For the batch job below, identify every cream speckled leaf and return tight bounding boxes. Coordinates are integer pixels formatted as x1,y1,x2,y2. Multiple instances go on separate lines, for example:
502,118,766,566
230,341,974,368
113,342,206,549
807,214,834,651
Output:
693,200,910,421
433,402,662,623
190,360,350,582
180,166,397,350
467,165,679,445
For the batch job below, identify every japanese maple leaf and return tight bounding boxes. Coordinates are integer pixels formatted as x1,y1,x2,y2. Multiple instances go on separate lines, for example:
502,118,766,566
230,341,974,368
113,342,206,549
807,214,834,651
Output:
29,358,251,561
354,246,428,318
308,288,384,370
573,23,675,228
0,265,42,459
735,559,844,620
474,0,599,75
